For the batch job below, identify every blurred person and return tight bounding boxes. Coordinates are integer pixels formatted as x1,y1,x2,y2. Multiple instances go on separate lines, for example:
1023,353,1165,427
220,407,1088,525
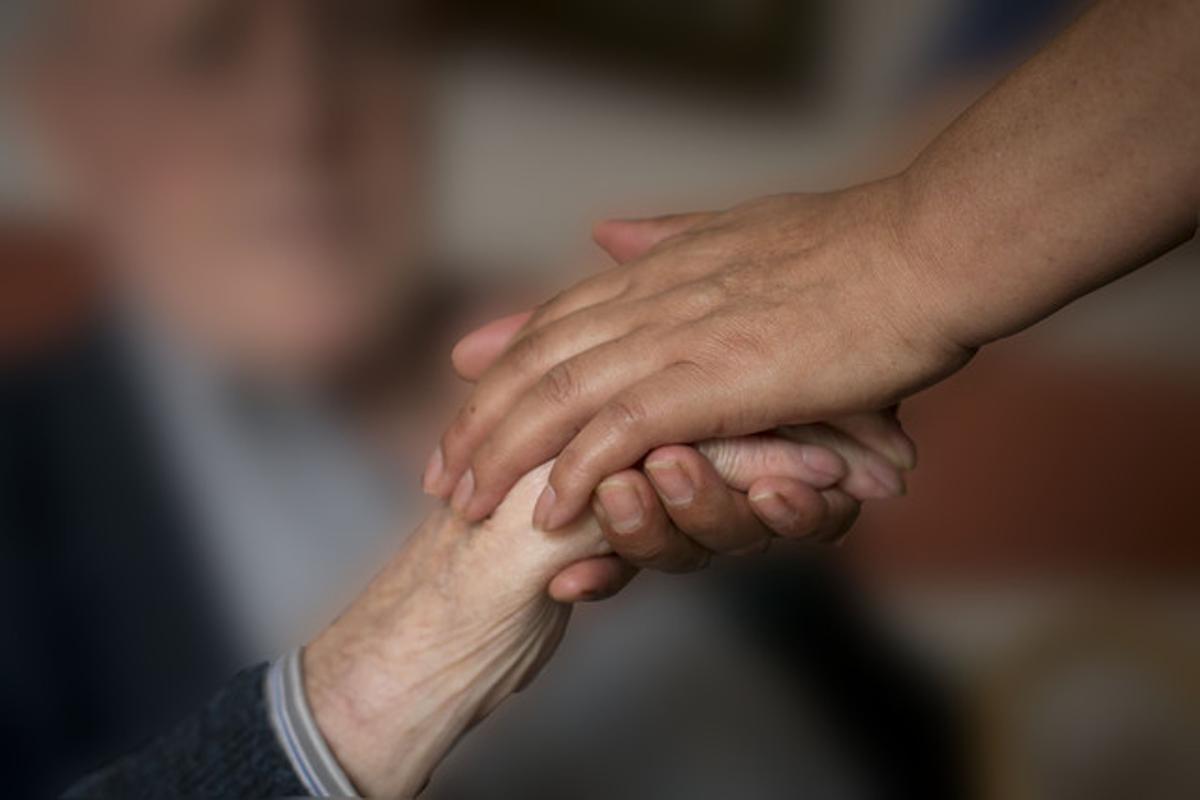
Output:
0,0,956,797
431,0,1200,539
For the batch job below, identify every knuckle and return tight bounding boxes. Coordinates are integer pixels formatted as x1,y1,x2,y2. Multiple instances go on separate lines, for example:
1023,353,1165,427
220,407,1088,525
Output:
668,356,715,385
538,361,582,407
609,271,637,299
507,330,550,375
695,275,731,308
602,393,650,434
708,320,773,363
667,278,728,320
529,291,567,326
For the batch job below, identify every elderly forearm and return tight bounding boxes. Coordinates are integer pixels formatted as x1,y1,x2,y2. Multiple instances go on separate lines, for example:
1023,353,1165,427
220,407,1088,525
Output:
902,0,1200,350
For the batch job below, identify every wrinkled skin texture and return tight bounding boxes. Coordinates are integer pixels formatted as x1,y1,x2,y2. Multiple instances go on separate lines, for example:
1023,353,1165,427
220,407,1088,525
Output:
305,463,607,798
307,413,918,796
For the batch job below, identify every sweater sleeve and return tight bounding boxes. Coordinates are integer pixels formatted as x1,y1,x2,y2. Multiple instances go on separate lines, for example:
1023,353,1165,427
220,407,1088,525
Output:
63,664,309,799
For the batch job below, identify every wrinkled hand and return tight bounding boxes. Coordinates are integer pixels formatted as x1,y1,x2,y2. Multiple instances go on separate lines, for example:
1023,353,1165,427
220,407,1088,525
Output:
305,462,607,797
423,179,966,531
303,412,914,795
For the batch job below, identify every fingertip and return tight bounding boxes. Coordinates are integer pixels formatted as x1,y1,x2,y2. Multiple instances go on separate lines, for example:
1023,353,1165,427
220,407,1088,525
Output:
594,472,652,536
591,218,635,263
547,557,636,604
449,335,481,381
814,489,861,544
851,451,907,499
542,466,600,532
532,483,559,530
645,445,718,509
450,311,535,381
421,444,446,497
460,480,510,524
748,477,825,539
591,217,620,244
799,444,847,487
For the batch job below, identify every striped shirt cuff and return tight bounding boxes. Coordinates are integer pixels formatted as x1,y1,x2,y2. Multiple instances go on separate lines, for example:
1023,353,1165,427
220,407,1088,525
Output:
265,649,360,798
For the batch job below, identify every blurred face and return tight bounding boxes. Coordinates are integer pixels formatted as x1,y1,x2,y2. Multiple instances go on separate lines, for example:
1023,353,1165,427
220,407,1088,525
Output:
33,0,429,378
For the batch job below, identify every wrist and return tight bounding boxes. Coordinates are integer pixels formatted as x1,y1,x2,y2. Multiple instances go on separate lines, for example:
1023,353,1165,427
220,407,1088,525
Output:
303,629,475,799
881,170,993,354
301,509,575,797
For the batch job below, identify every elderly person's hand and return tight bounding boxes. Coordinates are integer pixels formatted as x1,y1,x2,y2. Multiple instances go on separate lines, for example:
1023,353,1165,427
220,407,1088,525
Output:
302,411,913,796
303,462,606,798
544,414,915,602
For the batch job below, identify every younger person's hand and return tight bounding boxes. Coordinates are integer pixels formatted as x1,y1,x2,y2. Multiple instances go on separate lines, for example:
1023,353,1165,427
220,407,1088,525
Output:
548,411,915,603
437,299,915,604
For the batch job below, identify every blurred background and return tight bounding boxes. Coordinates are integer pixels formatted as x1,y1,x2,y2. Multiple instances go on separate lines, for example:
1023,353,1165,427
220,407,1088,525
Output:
2,1,1198,798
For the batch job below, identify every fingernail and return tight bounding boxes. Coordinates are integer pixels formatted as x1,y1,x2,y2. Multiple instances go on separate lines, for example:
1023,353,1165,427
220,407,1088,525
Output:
750,490,799,530
866,459,906,497
596,480,644,534
800,446,844,483
645,460,694,507
422,446,445,495
450,468,475,513
533,484,557,530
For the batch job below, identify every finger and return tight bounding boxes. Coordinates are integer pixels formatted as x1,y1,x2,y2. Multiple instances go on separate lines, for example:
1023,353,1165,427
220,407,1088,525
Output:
547,555,639,603
591,469,710,573
642,445,773,555
745,476,836,540
523,267,632,331
592,212,716,264
535,359,769,531
695,435,846,491
826,409,918,470
810,488,860,544
778,423,908,502
450,324,686,520
429,303,654,500
450,311,534,382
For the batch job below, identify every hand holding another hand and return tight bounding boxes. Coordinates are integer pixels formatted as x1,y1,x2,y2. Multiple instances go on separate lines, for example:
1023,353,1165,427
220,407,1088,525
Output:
303,413,914,796
425,179,964,532
304,462,606,798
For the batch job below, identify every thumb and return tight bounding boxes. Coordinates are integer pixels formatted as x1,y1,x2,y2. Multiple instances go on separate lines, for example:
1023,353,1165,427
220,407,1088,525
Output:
450,310,534,381
592,212,716,264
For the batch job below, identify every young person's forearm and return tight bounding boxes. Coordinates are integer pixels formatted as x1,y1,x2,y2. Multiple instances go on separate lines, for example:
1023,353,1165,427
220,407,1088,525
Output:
903,0,1200,349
